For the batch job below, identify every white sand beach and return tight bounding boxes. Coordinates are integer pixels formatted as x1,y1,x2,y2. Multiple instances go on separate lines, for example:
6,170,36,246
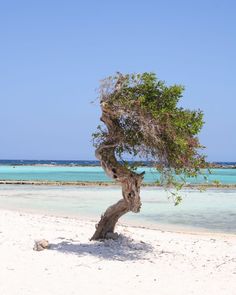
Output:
0,209,235,295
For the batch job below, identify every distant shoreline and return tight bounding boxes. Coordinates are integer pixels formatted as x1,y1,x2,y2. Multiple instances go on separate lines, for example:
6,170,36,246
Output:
0,161,236,169
1,179,236,189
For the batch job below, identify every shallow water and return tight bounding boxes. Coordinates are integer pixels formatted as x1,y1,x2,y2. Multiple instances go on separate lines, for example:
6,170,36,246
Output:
1,165,236,184
0,185,235,234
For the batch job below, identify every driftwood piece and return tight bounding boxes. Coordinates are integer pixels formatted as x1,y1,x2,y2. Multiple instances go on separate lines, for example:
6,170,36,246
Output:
33,239,49,251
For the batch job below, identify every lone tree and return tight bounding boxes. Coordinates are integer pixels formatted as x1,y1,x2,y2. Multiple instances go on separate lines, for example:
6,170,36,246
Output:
91,72,205,240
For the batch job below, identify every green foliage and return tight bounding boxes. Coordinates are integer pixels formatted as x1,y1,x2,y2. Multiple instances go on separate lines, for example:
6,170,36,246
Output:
170,192,183,206
212,180,221,186
94,72,207,198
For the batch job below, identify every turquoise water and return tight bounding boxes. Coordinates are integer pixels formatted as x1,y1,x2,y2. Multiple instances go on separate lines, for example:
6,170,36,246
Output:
1,165,236,184
0,185,235,234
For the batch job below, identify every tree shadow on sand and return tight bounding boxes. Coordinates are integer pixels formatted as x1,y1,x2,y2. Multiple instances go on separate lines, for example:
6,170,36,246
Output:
50,235,154,261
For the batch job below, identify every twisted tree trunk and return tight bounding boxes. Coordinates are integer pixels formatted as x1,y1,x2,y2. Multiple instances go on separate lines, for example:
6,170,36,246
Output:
91,101,144,240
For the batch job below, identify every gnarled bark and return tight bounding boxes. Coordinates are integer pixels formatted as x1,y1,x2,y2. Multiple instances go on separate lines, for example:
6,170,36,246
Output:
90,199,129,240
91,144,144,240
91,93,145,240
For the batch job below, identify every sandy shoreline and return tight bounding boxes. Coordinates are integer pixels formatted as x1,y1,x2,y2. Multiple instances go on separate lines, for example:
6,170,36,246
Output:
0,209,235,295
1,180,236,189
2,205,236,238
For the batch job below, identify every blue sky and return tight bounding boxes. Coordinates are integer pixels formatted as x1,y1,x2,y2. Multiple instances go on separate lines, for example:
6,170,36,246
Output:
0,0,235,161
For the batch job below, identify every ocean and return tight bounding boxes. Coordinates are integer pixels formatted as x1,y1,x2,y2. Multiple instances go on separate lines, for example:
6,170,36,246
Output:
0,160,236,234
0,185,235,234
0,160,236,184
